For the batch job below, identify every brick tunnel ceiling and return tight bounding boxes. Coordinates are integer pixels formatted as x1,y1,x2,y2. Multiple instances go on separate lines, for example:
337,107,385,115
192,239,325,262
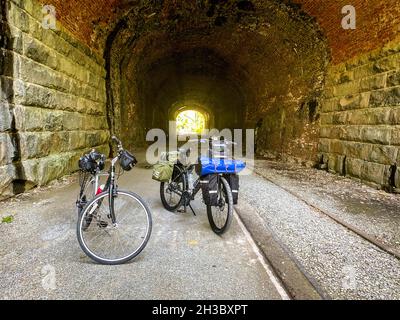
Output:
40,0,400,64
36,0,400,142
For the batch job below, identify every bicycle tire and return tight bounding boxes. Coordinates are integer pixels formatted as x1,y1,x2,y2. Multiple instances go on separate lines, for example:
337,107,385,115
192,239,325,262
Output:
77,190,152,265
207,177,233,235
160,173,186,212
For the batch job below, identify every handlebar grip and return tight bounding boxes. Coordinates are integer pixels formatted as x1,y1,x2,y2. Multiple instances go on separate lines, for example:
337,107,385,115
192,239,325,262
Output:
112,136,122,145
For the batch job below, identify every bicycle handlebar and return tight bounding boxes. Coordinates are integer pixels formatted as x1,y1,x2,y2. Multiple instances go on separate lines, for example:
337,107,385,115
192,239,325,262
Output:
111,135,123,151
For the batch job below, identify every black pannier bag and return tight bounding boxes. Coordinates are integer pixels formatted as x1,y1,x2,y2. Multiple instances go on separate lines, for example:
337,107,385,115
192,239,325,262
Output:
224,174,239,205
79,151,105,174
200,174,219,206
119,150,137,171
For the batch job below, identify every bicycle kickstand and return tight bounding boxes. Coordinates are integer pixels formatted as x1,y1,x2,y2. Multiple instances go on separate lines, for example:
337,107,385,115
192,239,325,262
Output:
188,203,197,216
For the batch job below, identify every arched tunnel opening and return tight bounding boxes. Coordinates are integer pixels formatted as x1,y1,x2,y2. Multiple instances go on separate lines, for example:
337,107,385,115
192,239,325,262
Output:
105,0,328,160
175,109,207,136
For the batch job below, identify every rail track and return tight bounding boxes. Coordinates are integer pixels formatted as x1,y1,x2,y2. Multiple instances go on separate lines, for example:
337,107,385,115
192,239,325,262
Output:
254,170,400,261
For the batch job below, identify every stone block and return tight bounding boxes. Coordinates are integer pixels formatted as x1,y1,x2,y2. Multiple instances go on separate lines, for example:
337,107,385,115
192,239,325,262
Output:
23,35,58,70
0,133,15,166
49,132,70,154
361,161,387,186
353,64,373,80
343,141,371,160
341,126,362,141
369,87,400,107
43,111,64,131
332,112,348,125
347,108,391,125
346,157,363,178
318,139,330,153
389,108,400,125
369,145,398,165
0,164,16,199
329,139,344,154
373,53,400,73
62,112,82,131
8,1,30,33
19,132,52,159
320,113,333,125
333,80,360,97
0,76,15,103
321,98,339,112
387,71,400,87
390,127,400,145
21,158,39,184
13,105,43,131
68,131,88,151
327,154,346,175
360,74,387,91
0,103,13,132
361,127,391,144
36,154,69,185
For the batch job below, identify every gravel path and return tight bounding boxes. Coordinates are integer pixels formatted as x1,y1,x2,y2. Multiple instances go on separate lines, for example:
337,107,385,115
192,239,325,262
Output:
240,173,400,299
254,160,400,256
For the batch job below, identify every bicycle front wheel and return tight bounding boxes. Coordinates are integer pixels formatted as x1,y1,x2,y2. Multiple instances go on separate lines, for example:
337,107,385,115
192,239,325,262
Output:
207,177,233,235
77,190,152,265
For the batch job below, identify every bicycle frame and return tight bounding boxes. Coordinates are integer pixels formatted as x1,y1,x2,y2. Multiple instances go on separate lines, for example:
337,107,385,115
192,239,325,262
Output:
168,163,226,216
77,154,120,225
108,155,119,224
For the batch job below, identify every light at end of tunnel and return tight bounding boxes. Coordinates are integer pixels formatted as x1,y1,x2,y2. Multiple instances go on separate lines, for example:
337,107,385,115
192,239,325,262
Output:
176,110,206,135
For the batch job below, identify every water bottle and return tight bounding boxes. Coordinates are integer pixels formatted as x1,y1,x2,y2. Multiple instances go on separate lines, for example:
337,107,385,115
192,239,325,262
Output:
96,184,105,195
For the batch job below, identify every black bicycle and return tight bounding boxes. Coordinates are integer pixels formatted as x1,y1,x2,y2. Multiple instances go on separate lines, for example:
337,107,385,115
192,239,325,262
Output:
159,138,244,235
76,136,152,265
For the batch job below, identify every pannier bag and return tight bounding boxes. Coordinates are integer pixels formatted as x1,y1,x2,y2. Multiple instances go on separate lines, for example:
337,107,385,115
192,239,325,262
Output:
196,156,246,176
200,174,219,206
119,150,137,171
152,161,174,182
224,174,239,205
79,151,105,174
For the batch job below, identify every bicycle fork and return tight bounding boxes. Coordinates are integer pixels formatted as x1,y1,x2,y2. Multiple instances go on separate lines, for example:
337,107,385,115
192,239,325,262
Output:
108,156,119,225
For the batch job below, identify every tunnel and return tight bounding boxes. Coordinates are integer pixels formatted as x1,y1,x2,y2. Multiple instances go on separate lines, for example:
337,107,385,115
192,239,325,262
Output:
105,0,328,153
1,0,400,198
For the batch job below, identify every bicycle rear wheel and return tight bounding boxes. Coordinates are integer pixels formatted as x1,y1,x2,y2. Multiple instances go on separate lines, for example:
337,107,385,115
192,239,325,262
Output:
207,177,233,235
77,190,152,265
160,172,186,212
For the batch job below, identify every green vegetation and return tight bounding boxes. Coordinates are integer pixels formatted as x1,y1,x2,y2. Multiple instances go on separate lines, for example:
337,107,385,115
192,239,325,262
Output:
1,215,14,224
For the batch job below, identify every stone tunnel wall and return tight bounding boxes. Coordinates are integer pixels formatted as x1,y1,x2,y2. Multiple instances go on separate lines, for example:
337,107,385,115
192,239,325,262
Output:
0,0,109,199
319,39,400,189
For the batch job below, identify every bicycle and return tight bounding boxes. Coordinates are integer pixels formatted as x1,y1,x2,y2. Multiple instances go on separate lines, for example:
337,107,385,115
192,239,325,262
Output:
76,136,152,265
158,137,245,235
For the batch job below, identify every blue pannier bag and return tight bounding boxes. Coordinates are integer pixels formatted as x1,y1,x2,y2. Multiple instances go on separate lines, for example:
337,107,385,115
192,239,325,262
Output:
196,156,246,176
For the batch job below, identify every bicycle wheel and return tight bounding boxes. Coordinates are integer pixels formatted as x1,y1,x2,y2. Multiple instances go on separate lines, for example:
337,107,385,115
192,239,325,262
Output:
160,173,186,212
207,177,233,235
77,190,152,265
